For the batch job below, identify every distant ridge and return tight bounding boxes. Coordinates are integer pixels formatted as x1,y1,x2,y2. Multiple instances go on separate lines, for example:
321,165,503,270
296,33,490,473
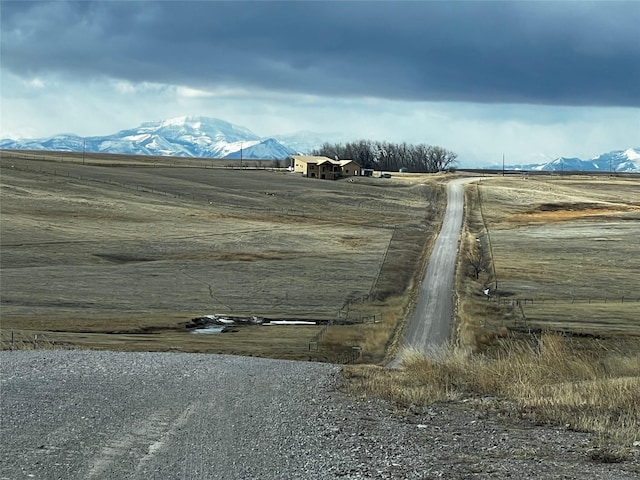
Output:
0,116,321,160
490,148,640,173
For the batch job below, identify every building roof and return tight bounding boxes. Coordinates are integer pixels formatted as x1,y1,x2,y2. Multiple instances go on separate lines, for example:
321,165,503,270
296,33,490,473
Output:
338,159,359,167
291,155,359,167
290,155,334,164
317,159,340,166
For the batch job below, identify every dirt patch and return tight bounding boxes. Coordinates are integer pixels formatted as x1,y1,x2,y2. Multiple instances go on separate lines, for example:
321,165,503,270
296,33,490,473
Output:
512,202,638,223
536,202,608,212
94,253,156,264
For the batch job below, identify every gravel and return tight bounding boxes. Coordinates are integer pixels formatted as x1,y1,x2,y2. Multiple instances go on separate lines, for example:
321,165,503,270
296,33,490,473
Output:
1,350,638,479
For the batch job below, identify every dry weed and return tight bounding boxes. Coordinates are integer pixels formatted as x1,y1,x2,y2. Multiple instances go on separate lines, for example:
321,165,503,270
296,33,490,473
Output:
344,333,640,446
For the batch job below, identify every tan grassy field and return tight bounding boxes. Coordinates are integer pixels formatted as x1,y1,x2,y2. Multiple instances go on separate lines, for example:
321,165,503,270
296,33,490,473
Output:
474,176,639,335
0,151,446,362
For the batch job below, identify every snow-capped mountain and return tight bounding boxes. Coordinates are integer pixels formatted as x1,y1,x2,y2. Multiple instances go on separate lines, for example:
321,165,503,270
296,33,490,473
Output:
494,148,640,173
0,116,301,160
271,131,342,155
222,138,295,160
595,148,640,173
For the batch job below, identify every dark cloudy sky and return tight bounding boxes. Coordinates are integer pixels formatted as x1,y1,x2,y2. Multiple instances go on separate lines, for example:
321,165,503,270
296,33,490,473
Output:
2,0,639,165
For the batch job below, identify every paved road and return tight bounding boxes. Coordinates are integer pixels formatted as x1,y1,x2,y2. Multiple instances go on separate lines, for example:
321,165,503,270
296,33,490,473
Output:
396,178,477,358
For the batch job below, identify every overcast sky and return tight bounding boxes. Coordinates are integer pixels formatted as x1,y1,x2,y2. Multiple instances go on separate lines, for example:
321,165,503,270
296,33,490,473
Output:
2,0,639,166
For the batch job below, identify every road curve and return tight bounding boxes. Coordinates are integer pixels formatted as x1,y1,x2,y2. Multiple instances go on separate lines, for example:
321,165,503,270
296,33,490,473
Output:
394,177,477,360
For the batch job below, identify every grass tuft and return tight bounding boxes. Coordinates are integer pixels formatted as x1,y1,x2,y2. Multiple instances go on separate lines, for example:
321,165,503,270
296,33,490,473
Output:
589,445,631,464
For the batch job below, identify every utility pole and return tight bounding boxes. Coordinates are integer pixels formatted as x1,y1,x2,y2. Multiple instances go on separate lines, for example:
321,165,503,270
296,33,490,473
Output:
502,153,505,176
240,142,243,169
82,139,86,165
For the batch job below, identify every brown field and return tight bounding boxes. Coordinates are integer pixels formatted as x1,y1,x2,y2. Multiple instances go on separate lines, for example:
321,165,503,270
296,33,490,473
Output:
0,151,446,362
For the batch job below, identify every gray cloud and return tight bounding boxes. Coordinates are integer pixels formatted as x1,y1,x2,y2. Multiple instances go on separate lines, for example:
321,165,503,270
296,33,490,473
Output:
2,1,639,106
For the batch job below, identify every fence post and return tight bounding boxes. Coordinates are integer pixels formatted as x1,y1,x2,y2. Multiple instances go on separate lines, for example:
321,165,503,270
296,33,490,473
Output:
352,346,362,362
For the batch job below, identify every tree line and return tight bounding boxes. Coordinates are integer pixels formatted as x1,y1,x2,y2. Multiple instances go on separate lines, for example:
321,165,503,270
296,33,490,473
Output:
311,140,457,173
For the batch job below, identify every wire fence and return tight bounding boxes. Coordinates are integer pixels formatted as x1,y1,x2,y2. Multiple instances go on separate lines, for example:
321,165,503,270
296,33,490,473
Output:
369,227,396,297
0,331,71,351
310,344,363,364
308,321,334,352
332,346,363,364
475,182,498,290
488,295,640,305
481,294,639,332
307,293,382,362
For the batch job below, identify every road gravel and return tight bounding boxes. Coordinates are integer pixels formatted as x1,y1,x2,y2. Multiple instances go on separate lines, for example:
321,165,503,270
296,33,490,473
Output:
397,178,477,357
2,350,638,479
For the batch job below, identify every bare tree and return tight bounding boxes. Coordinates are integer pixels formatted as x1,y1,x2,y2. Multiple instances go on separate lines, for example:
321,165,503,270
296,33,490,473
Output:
312,140,457,173
466,248,487,280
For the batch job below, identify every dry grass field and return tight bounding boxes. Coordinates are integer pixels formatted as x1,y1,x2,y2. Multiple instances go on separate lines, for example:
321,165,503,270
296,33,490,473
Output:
345,174,640,449
475,175,639,335
0,151,446,362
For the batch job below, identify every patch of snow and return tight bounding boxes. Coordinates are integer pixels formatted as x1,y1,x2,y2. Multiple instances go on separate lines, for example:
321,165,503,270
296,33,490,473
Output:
124,134,151,142
263,321,317,326
191,326,225,334
624,148,640,160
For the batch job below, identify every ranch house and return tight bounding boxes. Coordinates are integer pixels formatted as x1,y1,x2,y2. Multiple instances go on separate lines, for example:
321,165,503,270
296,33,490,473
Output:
290,155,361,180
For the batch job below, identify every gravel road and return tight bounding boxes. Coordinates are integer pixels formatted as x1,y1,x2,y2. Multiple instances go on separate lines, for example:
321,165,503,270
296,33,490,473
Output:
2,350,638,479
398,178,477,356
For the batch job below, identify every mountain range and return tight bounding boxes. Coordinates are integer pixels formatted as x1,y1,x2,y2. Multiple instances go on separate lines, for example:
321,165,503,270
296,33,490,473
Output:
1,116,638,172
495,148,640,173
0,116,311,160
